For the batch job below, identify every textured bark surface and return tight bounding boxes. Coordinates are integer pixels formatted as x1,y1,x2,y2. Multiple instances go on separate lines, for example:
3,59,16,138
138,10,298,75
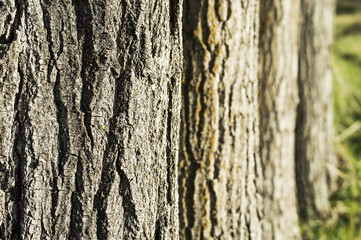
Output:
0,0,182,239
259,0,301,239
179,0,262,239
296,0,336,217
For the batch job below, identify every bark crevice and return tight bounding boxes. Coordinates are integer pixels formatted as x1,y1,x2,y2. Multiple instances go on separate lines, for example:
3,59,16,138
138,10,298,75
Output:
10,62,26,240
73,0,96,149
68,155,84,240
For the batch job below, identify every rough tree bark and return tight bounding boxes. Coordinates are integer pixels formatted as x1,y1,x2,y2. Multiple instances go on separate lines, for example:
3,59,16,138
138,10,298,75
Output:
296,0,336,217
179,0,262,239
259,0,301,239
0,0,182,239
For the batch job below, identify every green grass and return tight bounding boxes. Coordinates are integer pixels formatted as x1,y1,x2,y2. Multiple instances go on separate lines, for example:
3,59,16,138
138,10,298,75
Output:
302,1,361,239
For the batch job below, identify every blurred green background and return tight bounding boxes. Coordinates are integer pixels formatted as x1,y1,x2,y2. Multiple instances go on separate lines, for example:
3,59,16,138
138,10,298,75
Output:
302,0,361,239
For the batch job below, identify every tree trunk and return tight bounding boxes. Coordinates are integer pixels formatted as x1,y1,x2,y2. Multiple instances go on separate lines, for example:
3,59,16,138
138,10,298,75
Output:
259,0,301,239
296,0,336,217
0,0,182,239
179,0,262,239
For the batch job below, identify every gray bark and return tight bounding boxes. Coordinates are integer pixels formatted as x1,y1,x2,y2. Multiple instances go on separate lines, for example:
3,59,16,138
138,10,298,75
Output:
259,0,301,239
0,0,182,239
296,0,336,217
179,0,262,239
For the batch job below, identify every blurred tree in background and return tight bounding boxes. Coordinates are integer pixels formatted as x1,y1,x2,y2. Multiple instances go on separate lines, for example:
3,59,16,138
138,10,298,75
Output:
302,0,361,239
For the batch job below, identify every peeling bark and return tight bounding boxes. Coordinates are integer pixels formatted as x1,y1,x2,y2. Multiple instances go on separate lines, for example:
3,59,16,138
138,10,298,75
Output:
0,0,182,239
258,0,301,239
296,0,336,217
179,0,262,239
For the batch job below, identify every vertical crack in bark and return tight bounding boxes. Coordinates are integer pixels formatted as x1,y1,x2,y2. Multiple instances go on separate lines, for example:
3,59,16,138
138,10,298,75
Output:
245,144,251,238
10,62,26,240
94,151,112,240
14,62,24,113
168,0,178,36
181,50,201,238
166,79,174,204
94,71,137,239
72,0,96,149
113,72,139,239
0,222,4,239
56,17,65,62
50,72,69,235
53,72,69,178
116,147,139,239
295,4,314,218
178,51,188,233
40,3,63,235
196,73,207,152
68,154,84,240
50,153,59,236
200,0,211,52
208,179,217,237
154,218,161,239
0,0,23,44
93,74,122,239
295,49,314,219
40,1,55,63
184,161,200,239
40,212,47,238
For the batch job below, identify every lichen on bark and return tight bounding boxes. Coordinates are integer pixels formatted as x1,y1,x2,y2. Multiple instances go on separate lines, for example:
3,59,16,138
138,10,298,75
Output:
179,0,262,239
